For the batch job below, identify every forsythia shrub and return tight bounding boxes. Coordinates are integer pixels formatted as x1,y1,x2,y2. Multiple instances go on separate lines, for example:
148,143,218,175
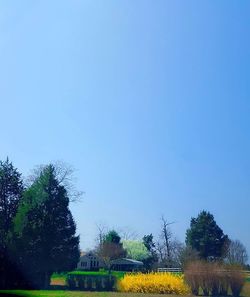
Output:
118,272,190,295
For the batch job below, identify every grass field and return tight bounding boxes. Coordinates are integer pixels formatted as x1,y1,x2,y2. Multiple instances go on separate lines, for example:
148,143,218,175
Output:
0,282,250,297
0,292,194,297
0,287,250,297
246,271,250,283
1,271,249,297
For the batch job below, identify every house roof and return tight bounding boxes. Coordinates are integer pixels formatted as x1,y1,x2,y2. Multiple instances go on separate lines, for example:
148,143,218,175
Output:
111,258,143,266
79,251,99,260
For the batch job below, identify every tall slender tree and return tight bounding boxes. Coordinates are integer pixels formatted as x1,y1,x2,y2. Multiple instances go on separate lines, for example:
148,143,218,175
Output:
0,158,23,288
142,234,158,270
13,164,80,288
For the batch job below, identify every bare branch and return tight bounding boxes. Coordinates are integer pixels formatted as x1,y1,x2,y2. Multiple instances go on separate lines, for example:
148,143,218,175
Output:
25,160,84,202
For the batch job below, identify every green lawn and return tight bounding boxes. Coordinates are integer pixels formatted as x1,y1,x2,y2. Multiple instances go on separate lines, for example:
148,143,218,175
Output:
2,271,250,297
0,285,250,297
68,271,126,279
0,292,191,297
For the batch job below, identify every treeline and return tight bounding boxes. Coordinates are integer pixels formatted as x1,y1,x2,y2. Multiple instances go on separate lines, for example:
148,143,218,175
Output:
0,158,248,290
0,159,80,289
95,212,249,271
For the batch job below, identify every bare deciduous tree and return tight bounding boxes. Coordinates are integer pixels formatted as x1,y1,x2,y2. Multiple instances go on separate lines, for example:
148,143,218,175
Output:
118,226,139,241
97,241,126,272
178,245,200,269
157,216,176,267
26,160,83,202
95,222,108,247
226,239,248,266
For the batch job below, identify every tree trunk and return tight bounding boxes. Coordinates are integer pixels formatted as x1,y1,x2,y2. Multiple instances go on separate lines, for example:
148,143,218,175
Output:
44,272,50,289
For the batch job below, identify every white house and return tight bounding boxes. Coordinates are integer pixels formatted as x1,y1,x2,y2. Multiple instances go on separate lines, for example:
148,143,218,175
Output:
77,252,103,271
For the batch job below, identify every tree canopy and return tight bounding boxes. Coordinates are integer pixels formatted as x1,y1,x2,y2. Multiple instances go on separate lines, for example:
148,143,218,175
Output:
0,158,24,288
0,158,23,238
122,240,150,261
103,230,121,244
142,234,158,269
97,229,126,271
12,164,80,288
186,210,229,260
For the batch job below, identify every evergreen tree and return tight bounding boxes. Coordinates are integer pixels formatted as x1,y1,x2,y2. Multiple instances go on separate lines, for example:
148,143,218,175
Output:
186,210,229,260
13,164,79,288
97,230,126,272
0,158,23,238
142,234,158,270
0,158,23,288
104,230,121,244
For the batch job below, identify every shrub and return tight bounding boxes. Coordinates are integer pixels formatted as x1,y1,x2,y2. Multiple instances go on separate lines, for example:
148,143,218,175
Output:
78,277,85,290
184,261,206,295
228,266,244,297
66,275,76,290
184,261,245,296
118,272,190,295
66,273,116,291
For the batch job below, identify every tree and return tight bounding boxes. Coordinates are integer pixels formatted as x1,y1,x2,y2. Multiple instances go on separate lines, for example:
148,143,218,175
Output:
104,230,121,244
156,216,178,267
186,211,229,260
226,239,248,266
26,161,83,202
97,230,126,272
168,240,185,268
0,158,23,237
122,240,150,261
12,164,80,288
119,226,138,241
178,246,200,269
95,222,108,247
0,158,24,288
142,234,158,270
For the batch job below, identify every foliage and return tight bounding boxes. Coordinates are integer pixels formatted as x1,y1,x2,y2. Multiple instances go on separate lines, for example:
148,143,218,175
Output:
142,234,158,270
66,274,116,291
143,234,155,252
122,240,150,261
97,230,126,271
103,230,121,244
97,242,126,271
12,164,80,289
0,158,24,234
186,211,229,260
118,272,190,295
0,158,24,288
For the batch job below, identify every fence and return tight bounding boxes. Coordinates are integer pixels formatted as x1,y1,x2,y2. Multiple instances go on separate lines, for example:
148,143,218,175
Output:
157,267,182,273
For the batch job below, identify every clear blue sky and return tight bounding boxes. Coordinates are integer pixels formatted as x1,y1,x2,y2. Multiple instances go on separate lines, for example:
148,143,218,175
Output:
0,1,249,259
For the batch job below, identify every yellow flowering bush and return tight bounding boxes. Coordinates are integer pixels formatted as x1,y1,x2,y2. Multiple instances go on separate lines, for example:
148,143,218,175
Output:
118,272,191,295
